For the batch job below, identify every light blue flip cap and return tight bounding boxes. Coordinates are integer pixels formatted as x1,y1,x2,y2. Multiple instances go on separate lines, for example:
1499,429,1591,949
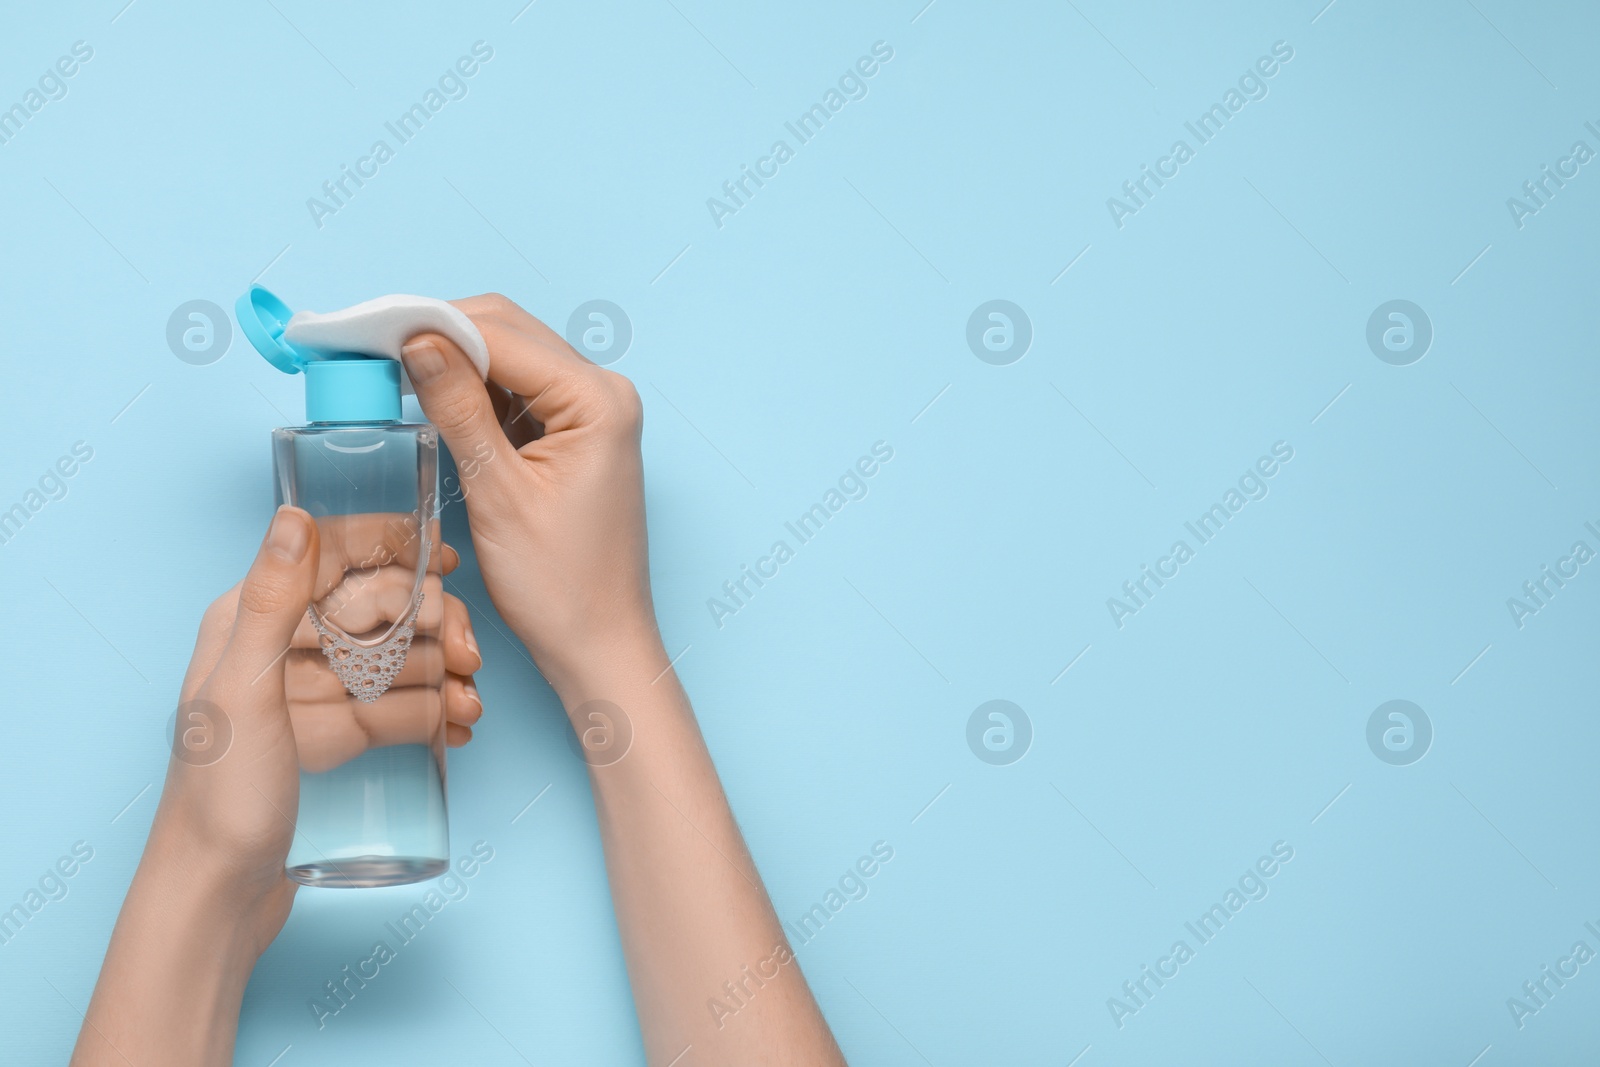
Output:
235,285,402,423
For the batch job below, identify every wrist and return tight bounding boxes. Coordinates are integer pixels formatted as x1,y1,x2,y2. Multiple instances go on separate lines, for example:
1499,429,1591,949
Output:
75,823,275,1066
142,804,293,956
539,625,672,712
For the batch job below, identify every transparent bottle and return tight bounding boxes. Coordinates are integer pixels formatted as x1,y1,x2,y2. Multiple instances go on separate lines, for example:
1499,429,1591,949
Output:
239,286,449,888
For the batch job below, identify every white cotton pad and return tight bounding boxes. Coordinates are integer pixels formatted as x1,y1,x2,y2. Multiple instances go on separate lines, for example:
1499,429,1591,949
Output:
283,294,490,382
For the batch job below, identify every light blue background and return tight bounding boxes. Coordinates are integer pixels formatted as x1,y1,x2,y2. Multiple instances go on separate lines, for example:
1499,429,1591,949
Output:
2,1,1597,1063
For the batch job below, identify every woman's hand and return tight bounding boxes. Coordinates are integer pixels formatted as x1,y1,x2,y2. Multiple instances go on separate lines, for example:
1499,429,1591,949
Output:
152,504,326,951
159,507,482,935
73,506,483,1065
400,294,663,702
399,296,846,1066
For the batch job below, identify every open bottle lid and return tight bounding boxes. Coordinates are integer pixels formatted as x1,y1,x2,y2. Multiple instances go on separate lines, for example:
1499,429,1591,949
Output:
236,285,402,423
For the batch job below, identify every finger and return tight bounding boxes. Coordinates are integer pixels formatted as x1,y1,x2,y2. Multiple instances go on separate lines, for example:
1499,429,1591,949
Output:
286,638,445,697
446,723,473,747
216,506,320,689
286,603,474,706
443,593,481,676
309,512,443,602
445,672,482,727
483,380,544,449
443,543,460,575
293,571,446,644
288,685,445,773
400,331,518,485
447,295,608,432
488,382,513,427
452,292,576,356
284,667,477,765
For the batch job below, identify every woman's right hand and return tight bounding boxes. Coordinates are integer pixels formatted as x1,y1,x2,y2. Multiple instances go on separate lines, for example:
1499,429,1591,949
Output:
405,296,847,1067
399,294,664,702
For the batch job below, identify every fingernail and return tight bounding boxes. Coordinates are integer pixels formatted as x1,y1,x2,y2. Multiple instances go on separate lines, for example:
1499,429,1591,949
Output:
464,627,481,668
267,505,311,562
464,679,482,710
401,340,446,384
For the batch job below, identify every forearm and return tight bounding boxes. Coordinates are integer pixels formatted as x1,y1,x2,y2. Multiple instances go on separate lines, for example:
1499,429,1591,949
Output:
552,639,845,1067
72,821,272,1067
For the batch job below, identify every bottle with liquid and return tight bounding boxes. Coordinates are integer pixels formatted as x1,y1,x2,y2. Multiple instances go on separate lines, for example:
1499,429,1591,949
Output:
237,285,448,888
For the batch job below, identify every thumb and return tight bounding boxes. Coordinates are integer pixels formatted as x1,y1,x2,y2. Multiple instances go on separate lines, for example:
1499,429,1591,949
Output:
401,332,516,487
217,505,320,690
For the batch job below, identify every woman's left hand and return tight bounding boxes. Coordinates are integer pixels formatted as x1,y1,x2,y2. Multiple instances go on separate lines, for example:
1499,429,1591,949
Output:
155,505,482,950
74,505,483,1065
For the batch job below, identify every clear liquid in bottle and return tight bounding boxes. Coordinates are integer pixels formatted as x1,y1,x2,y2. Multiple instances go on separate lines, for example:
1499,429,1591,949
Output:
273,421,448,888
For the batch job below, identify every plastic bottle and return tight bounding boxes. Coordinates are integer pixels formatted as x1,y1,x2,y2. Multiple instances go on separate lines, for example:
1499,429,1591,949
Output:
236,285,448,888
